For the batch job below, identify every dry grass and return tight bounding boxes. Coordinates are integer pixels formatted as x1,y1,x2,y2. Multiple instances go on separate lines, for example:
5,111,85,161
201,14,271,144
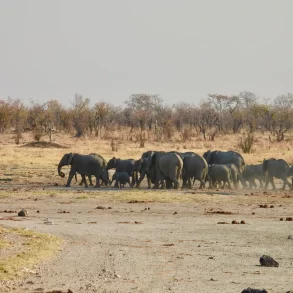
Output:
0,226,62,280
1,130,293,187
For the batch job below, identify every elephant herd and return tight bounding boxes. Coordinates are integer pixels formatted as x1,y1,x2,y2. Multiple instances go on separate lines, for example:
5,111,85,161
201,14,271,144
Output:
57,150,293,190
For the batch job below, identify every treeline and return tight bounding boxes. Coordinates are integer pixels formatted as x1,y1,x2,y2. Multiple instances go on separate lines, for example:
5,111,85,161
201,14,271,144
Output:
1,91,293,143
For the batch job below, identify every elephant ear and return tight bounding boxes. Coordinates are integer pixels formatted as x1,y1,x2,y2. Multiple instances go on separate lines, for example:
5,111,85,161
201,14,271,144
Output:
205,151,212,163
68,153,74,165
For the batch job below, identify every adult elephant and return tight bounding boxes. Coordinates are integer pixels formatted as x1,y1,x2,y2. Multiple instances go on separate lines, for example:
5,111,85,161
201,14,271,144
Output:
182,154,208,189
203,150,246,187
58,153,107,187
170,151,197,159
106,157,135,186
134,157,151,188
149,152,183,189
263,158,293,190
78,153,109,186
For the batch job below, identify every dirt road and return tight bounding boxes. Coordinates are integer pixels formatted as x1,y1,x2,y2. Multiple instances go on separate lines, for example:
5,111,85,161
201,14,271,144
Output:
1,186,293,293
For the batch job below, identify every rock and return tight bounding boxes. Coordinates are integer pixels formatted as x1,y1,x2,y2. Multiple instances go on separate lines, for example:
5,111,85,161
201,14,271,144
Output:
232,220,239,224
241,289,268,293
18,209,28,217
288,235,293,240
286,217,293,221
259,255,279,267
240,220,246,224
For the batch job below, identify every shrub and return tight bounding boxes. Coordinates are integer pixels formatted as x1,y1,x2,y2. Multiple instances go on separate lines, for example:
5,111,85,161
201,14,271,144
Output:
238,132,255,153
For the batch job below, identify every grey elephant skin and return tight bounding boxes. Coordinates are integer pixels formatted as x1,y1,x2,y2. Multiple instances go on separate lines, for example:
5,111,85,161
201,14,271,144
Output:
149,152,183,189
78,153,109,186
110,172,131,188
58,153,106,187
203,150,246,187
223,163,239,189
208,164,232,189
170,151,197,159
243,164,264,188
134,157,151,188
182,154,208,189
106,157,135,186
263,158,293,190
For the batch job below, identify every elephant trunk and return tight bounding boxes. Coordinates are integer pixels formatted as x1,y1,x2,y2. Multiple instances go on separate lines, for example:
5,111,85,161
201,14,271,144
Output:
58,164,65,178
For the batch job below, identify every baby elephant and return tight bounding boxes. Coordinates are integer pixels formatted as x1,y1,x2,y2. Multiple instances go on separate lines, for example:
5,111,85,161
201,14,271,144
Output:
110,172,131,188
208,164,232,189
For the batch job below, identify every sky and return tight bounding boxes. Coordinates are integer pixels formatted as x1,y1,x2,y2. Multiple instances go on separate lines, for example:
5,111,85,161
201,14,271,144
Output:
0,0,292,106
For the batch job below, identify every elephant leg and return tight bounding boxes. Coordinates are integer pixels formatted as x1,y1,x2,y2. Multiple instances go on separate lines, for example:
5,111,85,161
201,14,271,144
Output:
259,179,264,189
81,174,88,188
146,174,151,189
286,179,292,189
130,173,135,187
172,178,179,189
181,179,186,189
227,180,232,189
79,176,84,186
187,178,192,189
238,173,247,188
251,179,257,189
264,177,269,190
114,181,119,188
66,170,75,187
136,171,146,188
94,175,101,188
221,181,225,189
88,175,93,186
270,177,276,190
200,179,205,189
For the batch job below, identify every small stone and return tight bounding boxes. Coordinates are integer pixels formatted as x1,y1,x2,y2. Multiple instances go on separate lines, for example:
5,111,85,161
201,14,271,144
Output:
232,220,239,224
37,210,40,213
270,205,274,208
280,218,284,221
18,209,28,217
286,217,293,221
240,220,246,224
259,254,279,267
252,212,255,215
288,235,293,240
173,212,178,215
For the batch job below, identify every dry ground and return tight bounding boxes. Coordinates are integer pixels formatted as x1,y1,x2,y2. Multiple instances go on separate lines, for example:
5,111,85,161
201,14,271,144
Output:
1,132,293,293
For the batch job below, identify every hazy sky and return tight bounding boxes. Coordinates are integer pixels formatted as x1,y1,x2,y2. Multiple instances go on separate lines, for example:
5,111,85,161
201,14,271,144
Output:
0,0,292,106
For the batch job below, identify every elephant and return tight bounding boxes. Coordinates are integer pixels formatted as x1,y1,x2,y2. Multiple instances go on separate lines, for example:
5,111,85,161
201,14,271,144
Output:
223,163,239,189
110,172,131,188
134,158,151,188
263,158,293,190
207,164,232,189
149,152,183,189
243,164,265,189
181,154,208,189
58,153,107,187
203,150,246,187
77,153,109,186
170,151,197,159
106,157,135,186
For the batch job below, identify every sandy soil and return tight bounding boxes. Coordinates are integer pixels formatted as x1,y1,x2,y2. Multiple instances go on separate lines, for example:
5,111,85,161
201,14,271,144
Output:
1,185,293,293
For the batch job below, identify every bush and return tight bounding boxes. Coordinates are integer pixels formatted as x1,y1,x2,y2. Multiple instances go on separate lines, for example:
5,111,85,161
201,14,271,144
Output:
33,130,43,142
111,139,118,151
238,132,254,153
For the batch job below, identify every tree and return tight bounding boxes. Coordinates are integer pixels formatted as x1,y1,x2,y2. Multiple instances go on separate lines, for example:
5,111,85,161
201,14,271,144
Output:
125,94,163,132
70,94,91,137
